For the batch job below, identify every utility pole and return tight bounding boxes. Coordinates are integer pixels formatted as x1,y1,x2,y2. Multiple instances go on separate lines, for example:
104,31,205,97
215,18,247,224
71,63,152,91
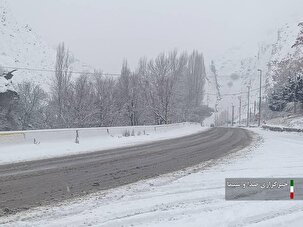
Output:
238,96,242,125
226,108,229,126
246,86,250,127
231,104,235,126
294,73,297,114
257,69,262,126
253,101,256,122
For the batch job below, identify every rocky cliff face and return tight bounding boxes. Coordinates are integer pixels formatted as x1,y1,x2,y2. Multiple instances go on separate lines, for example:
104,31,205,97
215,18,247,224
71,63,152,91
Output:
0,91,20,131
0,72,20,131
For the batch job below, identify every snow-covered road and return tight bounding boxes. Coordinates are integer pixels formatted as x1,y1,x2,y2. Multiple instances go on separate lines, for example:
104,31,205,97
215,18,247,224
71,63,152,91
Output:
1,128,303,226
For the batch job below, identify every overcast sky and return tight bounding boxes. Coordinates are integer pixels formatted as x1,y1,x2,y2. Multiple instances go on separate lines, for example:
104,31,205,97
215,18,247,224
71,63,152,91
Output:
7,0,303,73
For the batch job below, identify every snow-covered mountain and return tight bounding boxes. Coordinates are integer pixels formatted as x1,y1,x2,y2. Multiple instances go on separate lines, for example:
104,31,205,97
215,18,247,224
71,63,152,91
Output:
0,0,91,91
206,21,303,122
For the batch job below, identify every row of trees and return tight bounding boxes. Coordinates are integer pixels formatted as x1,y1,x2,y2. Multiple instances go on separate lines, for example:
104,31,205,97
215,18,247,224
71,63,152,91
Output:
268,57,303,112
268,23,303,113
16,43,212,130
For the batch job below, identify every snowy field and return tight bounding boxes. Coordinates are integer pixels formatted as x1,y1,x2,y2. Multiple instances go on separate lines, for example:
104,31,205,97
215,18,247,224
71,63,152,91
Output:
0,122,206,164
1,128,303,226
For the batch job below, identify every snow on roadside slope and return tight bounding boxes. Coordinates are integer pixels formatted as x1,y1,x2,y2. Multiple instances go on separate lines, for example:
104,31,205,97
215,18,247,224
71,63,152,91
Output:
266,115,303,129
0,123,206,165
2,128,303,226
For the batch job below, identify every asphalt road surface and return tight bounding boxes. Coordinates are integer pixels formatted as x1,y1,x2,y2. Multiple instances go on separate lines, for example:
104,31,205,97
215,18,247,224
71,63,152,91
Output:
0,127,253,216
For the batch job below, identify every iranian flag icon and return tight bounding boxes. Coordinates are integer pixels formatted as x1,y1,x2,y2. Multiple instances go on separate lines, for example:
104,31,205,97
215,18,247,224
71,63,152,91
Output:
290,180,294,199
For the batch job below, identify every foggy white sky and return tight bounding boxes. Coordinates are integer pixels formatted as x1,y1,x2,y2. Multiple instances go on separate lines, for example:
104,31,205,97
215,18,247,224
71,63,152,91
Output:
7,0,303,73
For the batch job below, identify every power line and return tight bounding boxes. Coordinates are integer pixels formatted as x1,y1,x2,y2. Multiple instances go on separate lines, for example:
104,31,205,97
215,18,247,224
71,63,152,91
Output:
207,74,263,78
205,85,267,96
2,65,265,80
1,66,121,77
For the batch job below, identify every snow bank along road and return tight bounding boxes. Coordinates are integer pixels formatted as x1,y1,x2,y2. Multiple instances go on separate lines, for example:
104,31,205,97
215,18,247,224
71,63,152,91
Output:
0,123,202,164
0,127,252,216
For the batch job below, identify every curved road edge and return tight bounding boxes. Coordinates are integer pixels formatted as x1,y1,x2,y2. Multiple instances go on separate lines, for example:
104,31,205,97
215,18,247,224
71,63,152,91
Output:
0,127,253,216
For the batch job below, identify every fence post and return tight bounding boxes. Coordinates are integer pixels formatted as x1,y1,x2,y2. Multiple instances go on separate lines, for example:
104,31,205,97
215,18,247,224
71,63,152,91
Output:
75,130,79,144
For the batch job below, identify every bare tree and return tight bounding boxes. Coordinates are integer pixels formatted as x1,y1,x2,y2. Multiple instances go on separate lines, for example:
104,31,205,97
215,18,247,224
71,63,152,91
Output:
72,75,96,127
50,42,74,128
146,51,187,124
115,61,143,125
187,51,206,106
17,81,47,129
93,73,116,126
292,22,303,48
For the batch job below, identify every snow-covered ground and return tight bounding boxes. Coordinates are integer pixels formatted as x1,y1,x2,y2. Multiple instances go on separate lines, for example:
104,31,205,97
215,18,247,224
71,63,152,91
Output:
266,115,303,129
1,128,303,226
0,122,206,164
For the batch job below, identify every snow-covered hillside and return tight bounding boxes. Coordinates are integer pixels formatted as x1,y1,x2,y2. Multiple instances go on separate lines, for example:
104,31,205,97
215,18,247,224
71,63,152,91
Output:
0,0,91,89
206,21,302,122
